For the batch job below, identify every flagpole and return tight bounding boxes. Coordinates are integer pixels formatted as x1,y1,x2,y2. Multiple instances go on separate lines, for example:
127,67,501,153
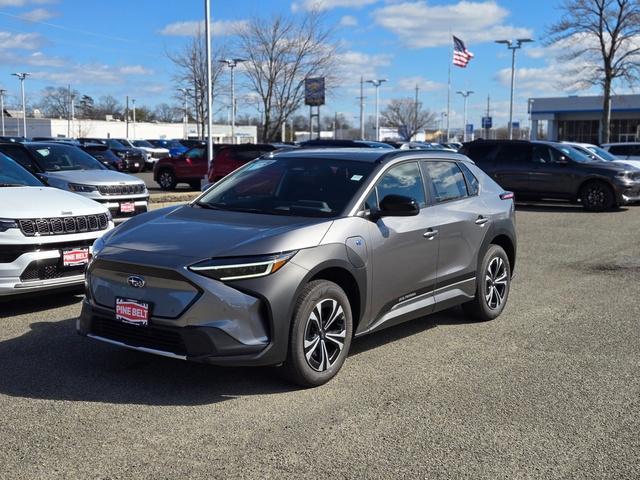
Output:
446,30,452,143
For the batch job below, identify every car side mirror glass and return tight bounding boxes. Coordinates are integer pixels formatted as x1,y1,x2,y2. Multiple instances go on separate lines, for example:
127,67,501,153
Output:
556,155,569,164
379,194,420,217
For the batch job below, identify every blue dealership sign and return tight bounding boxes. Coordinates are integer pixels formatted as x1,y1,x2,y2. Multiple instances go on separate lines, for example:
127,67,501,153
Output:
512,121,520,129
481,116,492,129
465,124,474,134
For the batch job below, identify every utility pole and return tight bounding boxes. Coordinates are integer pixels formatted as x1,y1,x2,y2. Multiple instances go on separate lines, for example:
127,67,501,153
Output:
219,58,245,144
131,98,136,139
12,73,30,138
485,94,491,139
366,79,387,142
125,95,129,139
414,84,419,141
0,88,6,136
495,38,533,140
204,0,214,168
456,90,474,142
67,84,71,138
358,76,365,140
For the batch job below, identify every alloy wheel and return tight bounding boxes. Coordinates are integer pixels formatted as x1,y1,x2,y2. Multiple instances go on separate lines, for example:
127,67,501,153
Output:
585,185,606,208
485,257,508,310
303,298,347,372
159,172,174,189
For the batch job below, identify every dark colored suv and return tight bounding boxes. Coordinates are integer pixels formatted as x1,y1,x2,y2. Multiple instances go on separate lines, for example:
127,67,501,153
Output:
78,138,145,173
459,140,640,210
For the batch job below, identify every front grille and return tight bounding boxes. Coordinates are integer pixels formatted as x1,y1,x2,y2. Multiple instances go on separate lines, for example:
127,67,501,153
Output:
90,315,187,356
20,258,85,282
151,152,164,159
18,214,109,237
97,184,146,196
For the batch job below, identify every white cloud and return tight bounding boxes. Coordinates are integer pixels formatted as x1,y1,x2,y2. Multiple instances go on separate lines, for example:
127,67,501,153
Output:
339,15,358,27
0,0,55,6
336,50,393,86
292,0,378,12
118,65,153,75
397,75,444,93
31,63,154,85
0,31,42,49
19,8,57,21
159,19,247,37
372,1,532,48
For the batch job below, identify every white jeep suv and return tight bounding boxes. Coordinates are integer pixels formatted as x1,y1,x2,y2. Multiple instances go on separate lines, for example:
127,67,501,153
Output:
0,153,114,296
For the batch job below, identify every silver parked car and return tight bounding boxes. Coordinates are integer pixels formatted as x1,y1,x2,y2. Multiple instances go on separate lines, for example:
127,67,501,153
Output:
0,142,149,223
79,149,517,386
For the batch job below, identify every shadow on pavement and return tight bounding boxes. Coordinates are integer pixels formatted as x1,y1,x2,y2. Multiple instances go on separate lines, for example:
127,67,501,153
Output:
0,291,84,318
0,306,471,405
515,202,628,213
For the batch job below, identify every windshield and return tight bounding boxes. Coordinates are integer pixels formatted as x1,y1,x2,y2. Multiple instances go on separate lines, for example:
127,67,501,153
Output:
106,139,127,149
28,145,107,171
0,153,43,186
586,145,618,161
197,157,375,217
116,139,134,148
133,140,154,148
556,145,595,163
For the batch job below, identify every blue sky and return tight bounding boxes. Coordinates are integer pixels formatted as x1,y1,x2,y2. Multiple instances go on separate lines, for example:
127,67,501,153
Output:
0,0,599,129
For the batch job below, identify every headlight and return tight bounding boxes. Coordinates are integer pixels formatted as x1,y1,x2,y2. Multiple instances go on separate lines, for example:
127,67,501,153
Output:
0,218,18,232
189,251,297,281
115,151,126,158
68,183,98,192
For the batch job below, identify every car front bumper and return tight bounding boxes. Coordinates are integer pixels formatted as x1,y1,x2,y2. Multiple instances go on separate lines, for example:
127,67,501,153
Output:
614,181,640,204
78,254,311,366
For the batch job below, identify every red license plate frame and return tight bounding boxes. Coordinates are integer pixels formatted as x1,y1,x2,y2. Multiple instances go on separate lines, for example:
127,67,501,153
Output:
115,297,150,326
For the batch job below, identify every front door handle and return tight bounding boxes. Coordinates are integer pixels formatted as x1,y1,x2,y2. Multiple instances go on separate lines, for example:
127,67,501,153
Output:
423,228,438,240
475,216,489,226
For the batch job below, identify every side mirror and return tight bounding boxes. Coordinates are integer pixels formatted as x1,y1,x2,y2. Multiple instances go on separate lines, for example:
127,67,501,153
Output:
556,155,569,164
378,194,420,217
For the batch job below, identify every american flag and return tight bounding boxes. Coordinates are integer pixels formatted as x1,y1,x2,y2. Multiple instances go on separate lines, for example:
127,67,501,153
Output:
453,36,474,68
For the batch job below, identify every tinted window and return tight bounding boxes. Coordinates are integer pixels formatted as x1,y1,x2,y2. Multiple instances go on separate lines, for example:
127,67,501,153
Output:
496,144,531,164
0,145,38,171
185,147,205,159
27,145,106,171
376,162,427,208
465,144,499,165
458,162,479,195
0,153,42,186
198,157,374,217
532,144,552,164
608,145,637,156
423,161,469,203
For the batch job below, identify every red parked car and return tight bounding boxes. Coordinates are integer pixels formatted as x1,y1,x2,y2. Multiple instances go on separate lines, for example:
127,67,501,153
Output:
153,144,277,190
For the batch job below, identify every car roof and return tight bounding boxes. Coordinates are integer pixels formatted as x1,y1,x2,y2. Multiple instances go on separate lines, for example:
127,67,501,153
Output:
601,142,640,146
269,147,470,164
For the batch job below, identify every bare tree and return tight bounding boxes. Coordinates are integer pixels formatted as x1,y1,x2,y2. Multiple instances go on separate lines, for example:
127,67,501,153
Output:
154,103,181,122
38,86,79,118
548,0,640,143
167,28,226,139
236,12,337,142
94,95,122,120
381,98,437,141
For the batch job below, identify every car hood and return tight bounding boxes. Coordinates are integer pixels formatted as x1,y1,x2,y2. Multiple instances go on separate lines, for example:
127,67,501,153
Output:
102,205,333,262
137,147,169,154
585,160,637,173
0,186,108,218
42,169,145,186
613,159,640,170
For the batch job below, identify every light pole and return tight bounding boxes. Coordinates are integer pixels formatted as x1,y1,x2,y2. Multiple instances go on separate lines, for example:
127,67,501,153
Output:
204,0,214,168
219,58,245,144
12,73,30,138
366,79,387,141
528,98,535,140
178,88,190,139
0,89,6,136
495,38,533,140
456,90,474,142
131,98,136,139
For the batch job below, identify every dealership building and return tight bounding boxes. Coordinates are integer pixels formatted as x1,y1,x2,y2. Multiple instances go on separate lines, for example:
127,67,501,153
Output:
530,94,640,144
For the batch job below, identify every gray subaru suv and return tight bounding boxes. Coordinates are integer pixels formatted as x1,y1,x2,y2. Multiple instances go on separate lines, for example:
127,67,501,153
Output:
78,149,517,386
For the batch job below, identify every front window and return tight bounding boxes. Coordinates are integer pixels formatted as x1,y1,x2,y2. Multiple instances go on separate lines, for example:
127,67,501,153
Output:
116,139,134,148
374,162,427,207
423,161,469,203
196,157,375,217
107,139,127,149
133,140,154,148
0,153,43,186
554,145,595,163
28,145,106,171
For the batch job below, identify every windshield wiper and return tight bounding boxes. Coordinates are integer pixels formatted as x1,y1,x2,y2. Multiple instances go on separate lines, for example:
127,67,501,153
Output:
193,201,223,210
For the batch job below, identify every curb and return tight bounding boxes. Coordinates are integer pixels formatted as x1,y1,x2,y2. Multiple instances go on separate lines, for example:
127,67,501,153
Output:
149,191,198,204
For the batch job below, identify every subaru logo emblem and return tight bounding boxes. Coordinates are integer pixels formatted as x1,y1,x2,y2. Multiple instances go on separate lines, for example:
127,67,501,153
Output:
127,275,145,288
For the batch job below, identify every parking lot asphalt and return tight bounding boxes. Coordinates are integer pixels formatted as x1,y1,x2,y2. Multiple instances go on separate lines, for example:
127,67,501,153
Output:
1,204,639,479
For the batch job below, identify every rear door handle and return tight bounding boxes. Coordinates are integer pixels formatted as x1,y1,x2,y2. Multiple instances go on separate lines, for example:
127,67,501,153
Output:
423,229,438,239
475,216,489,226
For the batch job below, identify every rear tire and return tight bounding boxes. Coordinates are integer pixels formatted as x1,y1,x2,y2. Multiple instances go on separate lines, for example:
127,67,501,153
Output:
580,181,615,211
282,280,352,387
463,244,511,322
157,169,176,191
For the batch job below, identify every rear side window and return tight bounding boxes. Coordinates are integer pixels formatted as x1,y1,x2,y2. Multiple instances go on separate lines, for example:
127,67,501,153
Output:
464,144,499,165
496,144,532,164
423,161,469,203
608,145,637,156
0,145,38,171
458,162,479,196
376,162,427,207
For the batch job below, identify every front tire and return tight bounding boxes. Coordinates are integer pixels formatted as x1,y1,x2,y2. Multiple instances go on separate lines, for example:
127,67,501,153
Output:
283,280,353,387
580,181,615,211
463,244,511,321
